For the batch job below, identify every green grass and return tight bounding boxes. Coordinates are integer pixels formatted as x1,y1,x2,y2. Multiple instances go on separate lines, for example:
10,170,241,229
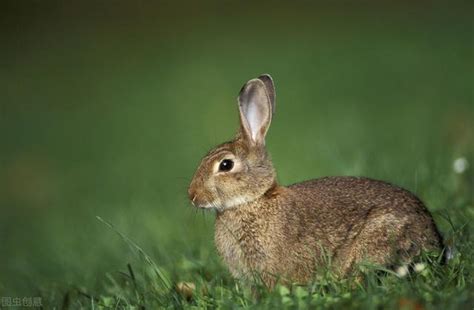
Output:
0,2,473,309
79,215,472,309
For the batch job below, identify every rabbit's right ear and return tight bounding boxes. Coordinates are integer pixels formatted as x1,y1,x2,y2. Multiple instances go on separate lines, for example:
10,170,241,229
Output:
237,77,274,147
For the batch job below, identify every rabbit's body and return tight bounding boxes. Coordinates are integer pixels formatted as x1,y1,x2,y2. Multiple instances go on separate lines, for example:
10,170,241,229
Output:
188,74,444,288
215,176,443,286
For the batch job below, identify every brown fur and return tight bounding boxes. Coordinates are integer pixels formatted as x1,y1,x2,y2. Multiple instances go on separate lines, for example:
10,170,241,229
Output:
188,74,444,288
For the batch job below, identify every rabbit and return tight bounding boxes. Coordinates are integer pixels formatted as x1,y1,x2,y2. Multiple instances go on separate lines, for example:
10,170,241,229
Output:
187,74,444,288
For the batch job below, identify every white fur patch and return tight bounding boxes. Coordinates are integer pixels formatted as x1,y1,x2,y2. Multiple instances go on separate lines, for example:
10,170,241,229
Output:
198,195,253,211
225,195,253,208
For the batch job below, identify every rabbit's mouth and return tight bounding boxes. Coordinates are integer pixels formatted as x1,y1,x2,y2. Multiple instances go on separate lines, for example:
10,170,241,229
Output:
195,203,218,210
190,194,255,211
189,194,219,210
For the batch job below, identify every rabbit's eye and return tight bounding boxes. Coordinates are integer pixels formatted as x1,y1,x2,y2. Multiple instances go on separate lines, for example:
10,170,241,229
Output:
218,159,234,172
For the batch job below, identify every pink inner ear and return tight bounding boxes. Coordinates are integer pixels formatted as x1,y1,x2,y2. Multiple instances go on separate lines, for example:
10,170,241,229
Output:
239,79,271,143
246,101,260,141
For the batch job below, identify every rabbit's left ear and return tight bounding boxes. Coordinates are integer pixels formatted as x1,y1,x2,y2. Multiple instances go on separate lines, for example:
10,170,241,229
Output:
238,75,275,146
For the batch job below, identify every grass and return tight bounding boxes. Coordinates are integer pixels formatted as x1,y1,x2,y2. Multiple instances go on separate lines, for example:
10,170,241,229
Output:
46,212,474,309
0,1,473,309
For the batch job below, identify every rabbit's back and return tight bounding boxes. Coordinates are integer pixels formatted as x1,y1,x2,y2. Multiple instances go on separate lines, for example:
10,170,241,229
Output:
289,176,432,218
287,176,438,231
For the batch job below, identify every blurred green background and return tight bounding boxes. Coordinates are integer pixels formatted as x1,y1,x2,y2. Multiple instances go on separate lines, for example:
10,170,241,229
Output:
0,0,472,299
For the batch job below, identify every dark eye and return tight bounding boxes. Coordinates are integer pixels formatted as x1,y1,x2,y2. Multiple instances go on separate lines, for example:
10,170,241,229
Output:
219,159,234,172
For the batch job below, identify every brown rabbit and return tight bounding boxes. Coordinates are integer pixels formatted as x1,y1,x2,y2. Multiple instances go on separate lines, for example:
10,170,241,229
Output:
188,74,444,288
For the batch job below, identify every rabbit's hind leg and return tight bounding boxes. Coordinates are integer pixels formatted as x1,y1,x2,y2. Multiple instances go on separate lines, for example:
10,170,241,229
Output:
332,214,407,277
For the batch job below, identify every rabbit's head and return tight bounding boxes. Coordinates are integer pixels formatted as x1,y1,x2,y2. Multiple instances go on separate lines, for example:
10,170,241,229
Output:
188,75,277,211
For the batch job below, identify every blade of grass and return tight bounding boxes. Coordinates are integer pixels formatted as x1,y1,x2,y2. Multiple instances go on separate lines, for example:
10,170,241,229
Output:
96,216,172,290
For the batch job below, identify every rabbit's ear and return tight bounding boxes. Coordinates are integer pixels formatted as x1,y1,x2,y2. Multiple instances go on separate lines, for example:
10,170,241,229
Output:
258,74,276,115
238,76,273,146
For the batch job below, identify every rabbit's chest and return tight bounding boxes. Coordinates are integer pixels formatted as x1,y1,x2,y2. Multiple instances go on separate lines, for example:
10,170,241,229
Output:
214,215,270,279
